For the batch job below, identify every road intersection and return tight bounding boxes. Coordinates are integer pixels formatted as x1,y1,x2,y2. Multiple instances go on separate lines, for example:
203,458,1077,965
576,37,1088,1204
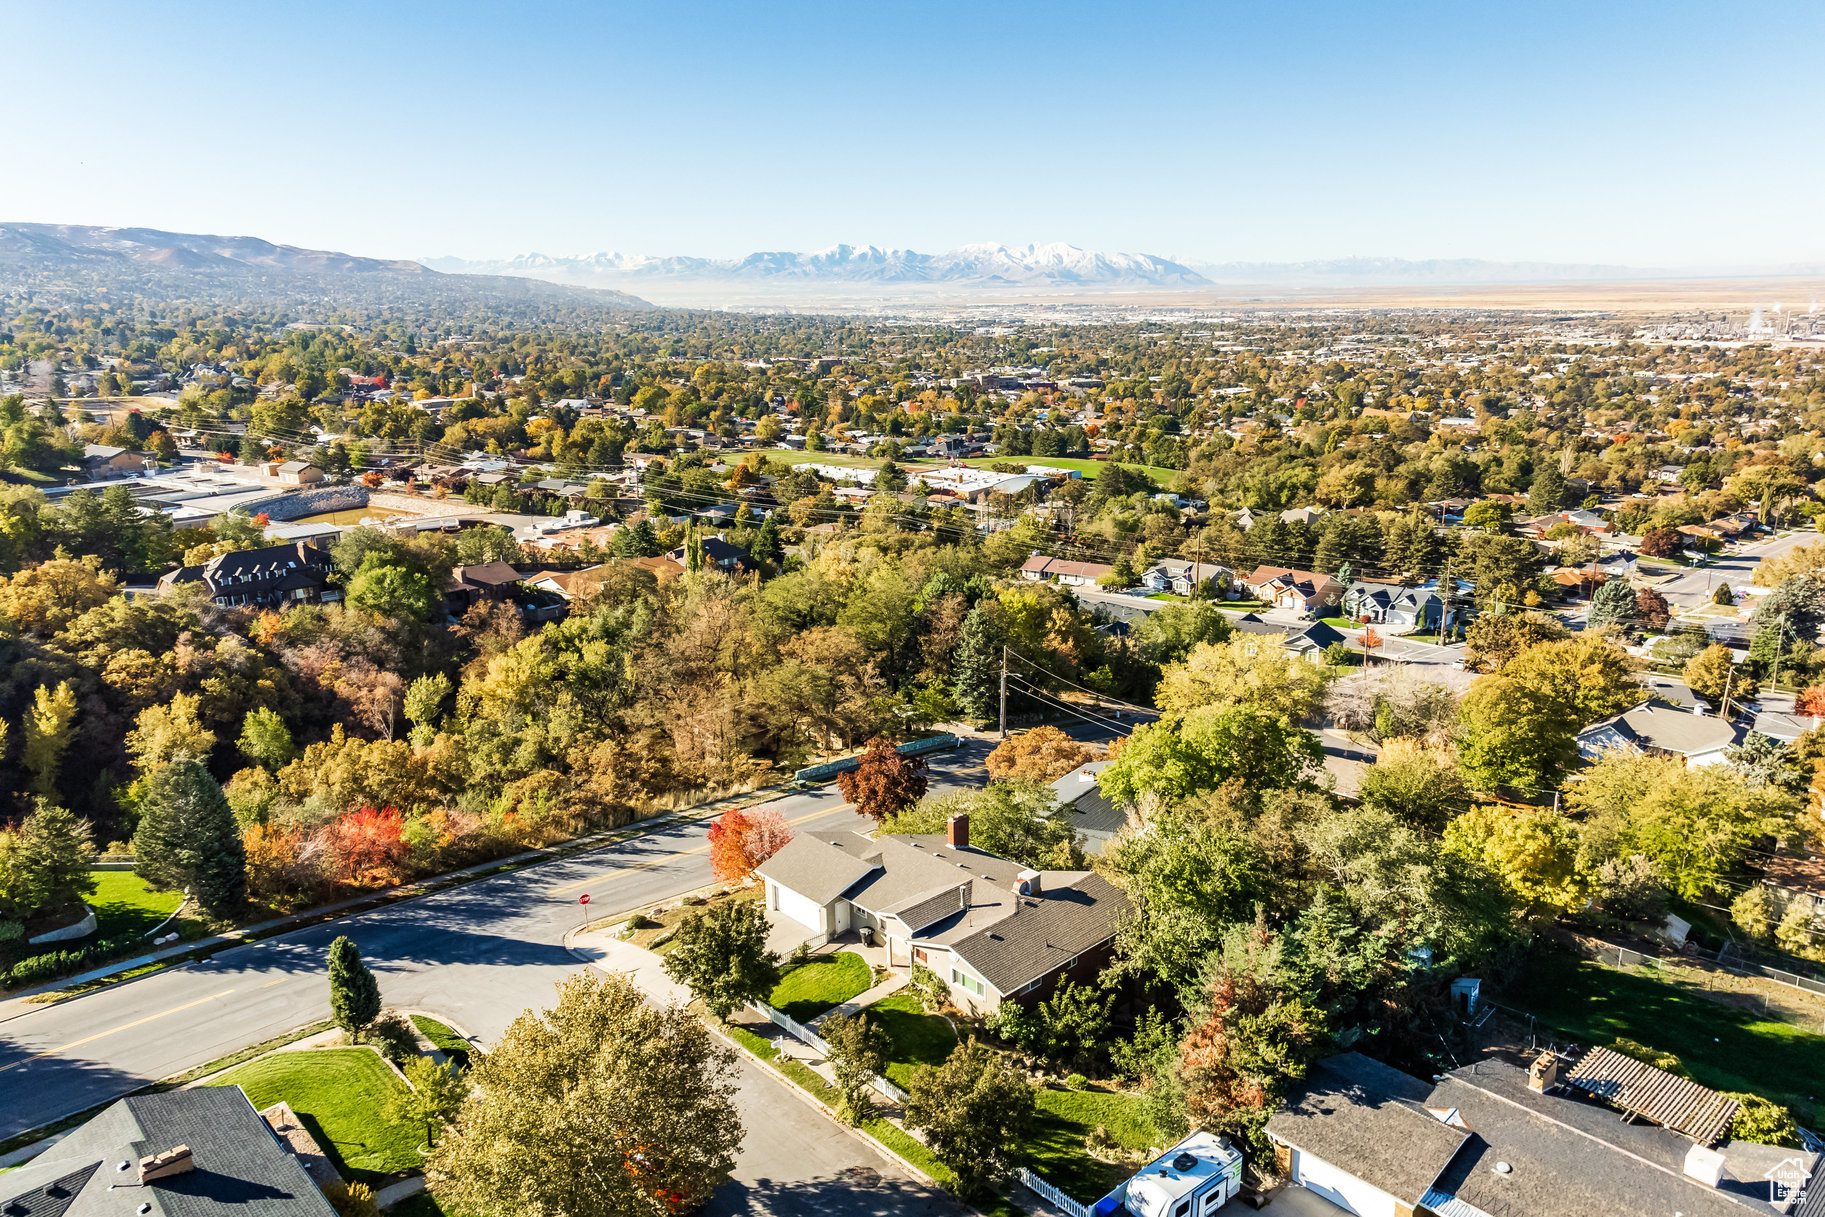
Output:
0,742,998,1214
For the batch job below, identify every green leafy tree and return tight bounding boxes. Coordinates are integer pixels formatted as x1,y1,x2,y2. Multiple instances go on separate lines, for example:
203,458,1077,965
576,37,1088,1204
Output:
661,899,780,1020
237,707,296,771
821,1012,891,1125
1685,643,1755,707
383,1056,469,1147
1098,706,1323,808
1104,813,1270,998
880,781,1083,870
427,972,741,1217
1726,1093,1801,1149
347,553,437,623
1527,464,1567,515
133,758,246,915
904,1038,1036,1198
1457,676,1580,792
1356,740,1468,833
1731,885,1777,940
404,672,453,746
328,935,382,1038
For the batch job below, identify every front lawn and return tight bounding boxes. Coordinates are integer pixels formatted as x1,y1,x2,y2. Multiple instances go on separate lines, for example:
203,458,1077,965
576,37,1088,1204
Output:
88,870,199,941
864,990,959,1088
1027,1086,1156,1202
409,1015,472,1071
1518,948,1825,1121
768,951,871,1022
207,1048,422,1182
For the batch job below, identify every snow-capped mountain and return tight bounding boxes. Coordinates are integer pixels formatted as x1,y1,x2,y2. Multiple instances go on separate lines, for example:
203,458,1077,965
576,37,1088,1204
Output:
422,242,1210,293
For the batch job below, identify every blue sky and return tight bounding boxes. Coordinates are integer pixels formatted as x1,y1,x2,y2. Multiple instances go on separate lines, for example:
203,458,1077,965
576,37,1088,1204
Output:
6,0,1822,267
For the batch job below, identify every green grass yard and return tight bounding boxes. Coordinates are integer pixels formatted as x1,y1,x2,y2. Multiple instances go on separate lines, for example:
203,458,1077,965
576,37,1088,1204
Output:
1027,1086,1156,1202
864,990,959,1088
1519,949,1825,1121
87,870,199,941
409,1015,472,1071
768,951,872,1022
208,1048,422,1182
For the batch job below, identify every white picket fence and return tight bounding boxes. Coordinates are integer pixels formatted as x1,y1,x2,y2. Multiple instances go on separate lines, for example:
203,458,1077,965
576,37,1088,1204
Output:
1015,1167,1095,1217
749,1000,909,1102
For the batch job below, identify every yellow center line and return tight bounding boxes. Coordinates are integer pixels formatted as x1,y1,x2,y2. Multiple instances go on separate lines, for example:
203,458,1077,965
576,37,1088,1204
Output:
257,978,288,989
0,988,238,1074
549,803,854,895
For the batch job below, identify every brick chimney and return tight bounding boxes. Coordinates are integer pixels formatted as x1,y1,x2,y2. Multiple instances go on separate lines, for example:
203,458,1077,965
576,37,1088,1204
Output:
139,1146,195,1183
946,814,969,850
1527,1050,1560,1093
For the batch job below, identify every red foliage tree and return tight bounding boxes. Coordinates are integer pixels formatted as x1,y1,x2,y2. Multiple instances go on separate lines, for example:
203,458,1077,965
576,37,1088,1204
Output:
321,806,409,888
1640,527,1684,559
1634,587,1672,631
707,806,795,884
836,737,928,824
1796,686,1825,718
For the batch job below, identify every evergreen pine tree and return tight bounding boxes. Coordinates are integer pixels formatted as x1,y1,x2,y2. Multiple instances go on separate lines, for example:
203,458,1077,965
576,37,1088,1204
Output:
1586,578,1639,635
1528,464,1568,515
752,515,783,566
132,757,247,916
952,608,1001,723
327,935,382,1037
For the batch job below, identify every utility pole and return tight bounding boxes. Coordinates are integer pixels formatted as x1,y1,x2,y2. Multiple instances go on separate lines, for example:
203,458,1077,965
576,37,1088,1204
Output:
1770,611,1789,693
1721,666,1736,720
999,645,1009,740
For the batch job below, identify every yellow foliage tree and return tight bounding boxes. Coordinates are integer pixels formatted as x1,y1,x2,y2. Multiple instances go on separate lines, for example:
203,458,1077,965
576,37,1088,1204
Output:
1155,635,1331,721
126,692,218,775
22,681,78,795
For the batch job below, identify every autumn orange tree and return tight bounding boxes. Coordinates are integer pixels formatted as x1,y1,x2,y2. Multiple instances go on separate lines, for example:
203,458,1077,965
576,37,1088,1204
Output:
985,725,1094,783
707,806,793,883
1797,686,1825,718
837,737,928,824
322,806,409,887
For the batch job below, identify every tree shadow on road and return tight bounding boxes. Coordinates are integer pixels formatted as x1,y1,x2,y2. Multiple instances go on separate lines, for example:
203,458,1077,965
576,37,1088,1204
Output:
702,1169,966,1217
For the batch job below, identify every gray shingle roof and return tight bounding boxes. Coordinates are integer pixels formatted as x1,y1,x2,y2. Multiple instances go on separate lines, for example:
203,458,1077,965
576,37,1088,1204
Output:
1,1089,336,1217
1266,1053,1468,1202
939,872,1129,993
755,831,882,905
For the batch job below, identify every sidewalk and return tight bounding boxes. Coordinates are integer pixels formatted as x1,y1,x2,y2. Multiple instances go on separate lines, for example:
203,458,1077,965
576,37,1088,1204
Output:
0,783,793,1023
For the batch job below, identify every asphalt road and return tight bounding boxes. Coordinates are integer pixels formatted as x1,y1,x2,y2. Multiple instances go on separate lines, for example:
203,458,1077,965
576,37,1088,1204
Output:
1652,529,1816,613
0,743,996,1215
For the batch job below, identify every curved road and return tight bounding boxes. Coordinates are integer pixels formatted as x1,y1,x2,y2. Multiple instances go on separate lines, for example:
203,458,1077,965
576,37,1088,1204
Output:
0,743,996,1215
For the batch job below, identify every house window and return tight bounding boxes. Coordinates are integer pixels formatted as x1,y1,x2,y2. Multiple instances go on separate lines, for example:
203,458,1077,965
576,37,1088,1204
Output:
950,967,984,996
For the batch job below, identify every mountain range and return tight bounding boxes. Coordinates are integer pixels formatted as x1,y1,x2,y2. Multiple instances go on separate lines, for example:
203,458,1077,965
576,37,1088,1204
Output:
422,242,1210,293
0,223,653,315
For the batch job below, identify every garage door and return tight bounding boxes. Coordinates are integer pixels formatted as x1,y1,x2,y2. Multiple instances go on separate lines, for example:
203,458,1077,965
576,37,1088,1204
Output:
1292,1150,1398,1217
773,885,826,934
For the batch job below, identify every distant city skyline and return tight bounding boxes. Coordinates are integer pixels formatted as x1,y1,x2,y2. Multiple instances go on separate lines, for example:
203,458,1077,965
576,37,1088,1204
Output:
5,1,1823,269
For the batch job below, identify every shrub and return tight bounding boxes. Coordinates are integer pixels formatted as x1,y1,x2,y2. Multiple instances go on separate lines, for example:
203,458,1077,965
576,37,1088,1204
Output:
908,962,950,1011
1065,1073,1089,1090
326,1182,379,1217
363,1009,420,1065
1611,1037,1684,1075
1725,1092,1801,1148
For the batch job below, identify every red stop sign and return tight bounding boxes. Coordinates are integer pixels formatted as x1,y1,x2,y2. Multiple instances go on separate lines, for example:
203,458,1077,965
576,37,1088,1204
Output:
579,894,591,905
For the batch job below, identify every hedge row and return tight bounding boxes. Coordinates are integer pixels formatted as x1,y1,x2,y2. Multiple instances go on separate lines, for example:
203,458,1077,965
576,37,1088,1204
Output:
4,935,143,988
